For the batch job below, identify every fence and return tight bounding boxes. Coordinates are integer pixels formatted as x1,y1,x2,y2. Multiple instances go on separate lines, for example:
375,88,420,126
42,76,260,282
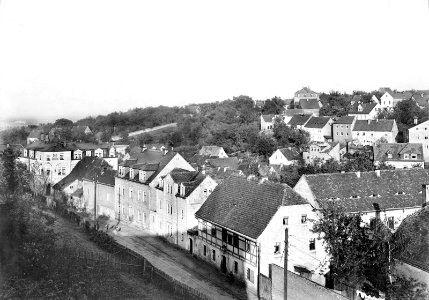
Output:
55,208,211,300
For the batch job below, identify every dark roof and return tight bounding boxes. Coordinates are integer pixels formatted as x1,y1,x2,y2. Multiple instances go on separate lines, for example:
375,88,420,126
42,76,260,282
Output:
352,119,395,132
71,188,83,197
53,157,112,190
413,93,429,107
300,169,429,212
374,143,423,162
196,176,307,239
206,157,239,170
349,103,377,114
295,87,319,96
287,114,312,127
199,146,226,157
334,116,355,124
304,117,331,129
278,148,300,160
189,154,210,167
146,151,178,183
169,168,199,184
262,114,275,122
26,142,78,152
299,99,320,109
120,149,166,166
84,169,116,186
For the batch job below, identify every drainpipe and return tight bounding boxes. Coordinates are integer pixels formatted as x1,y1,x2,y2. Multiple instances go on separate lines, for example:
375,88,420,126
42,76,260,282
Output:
257,242,261,298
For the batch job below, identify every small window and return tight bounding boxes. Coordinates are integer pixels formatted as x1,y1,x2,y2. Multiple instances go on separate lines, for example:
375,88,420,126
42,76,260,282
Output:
181,210,184,220
301,215,307,224
203,245,207,256
387,217,394,229
234,261,238,274
247,268,254,283
211,227,216,236
309,238,316,251
283,217,289,225
212,249,216,261
274,242,281,254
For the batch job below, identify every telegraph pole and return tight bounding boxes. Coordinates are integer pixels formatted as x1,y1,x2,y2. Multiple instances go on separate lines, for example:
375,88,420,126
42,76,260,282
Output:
284,227,288,300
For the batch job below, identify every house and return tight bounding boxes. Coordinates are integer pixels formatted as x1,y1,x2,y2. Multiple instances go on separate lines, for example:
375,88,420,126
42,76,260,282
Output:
287,114,313,130
198,146,228,158
294,169,429,231
282,108,319,123
195,176,327,293
261,114,276,131
379,88,412,109
269,148,300,166
407,120,429,161
303,117,333,142
352,119,398,146
206,157,240,170
115,149,195,234
293,87,320,108
348,102,380,120
82,169,117,220
26,126,51,144
71,125,92,137
53,156,112,207
155,168,218,250
303,142,340,165
373,143,424,169
332,116,356,144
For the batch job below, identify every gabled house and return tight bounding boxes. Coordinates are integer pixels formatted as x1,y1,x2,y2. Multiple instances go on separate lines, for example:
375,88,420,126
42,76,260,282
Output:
352,119,398,146
155,168,218,251
287,114,312,130
71,125,92,137
408,120,429,161
198,146,228,158
261,114,276,131
348,102,380,120
332,116,355,144
303,117,333,142
294,169,429,231
379,88,412,109
374,143,424,169
269,148,300,166
293,87,320,108
303,142,340,165
195,176,326,292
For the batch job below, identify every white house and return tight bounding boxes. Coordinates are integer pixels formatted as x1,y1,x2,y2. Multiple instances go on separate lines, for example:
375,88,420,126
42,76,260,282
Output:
195,177,327,293
348,102,380,120
379,88,412,109
303,142,340,165
408,120,429,161
352,119,398,146
287,114,313,130
198,146,228,158
269,148,300,166
302,117,333,142
373,143,424,169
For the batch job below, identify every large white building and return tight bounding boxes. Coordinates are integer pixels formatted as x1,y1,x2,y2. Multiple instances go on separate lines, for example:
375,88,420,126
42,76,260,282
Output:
351,119,398,146
408,120,429,161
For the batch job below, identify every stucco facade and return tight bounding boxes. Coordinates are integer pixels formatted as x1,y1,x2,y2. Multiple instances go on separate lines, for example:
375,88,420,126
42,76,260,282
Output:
83,179,116,219
408,120,429,161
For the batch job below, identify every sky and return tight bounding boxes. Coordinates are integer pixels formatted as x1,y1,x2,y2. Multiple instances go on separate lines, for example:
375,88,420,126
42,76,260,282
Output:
0,0,428,121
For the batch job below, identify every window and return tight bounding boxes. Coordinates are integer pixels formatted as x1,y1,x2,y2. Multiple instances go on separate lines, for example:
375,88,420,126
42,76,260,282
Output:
203,245,207,256
274,242,281,254
130,169,134,179
181,210,184,220
143,191,147,202
122,186,125,196
387,153,392,159
301,215,307,224
138,210,141,222
202,222,207,233
283,217,289,225
60,153,64,160
227,234,233,245
138,190,141,201
388,217,394,229
204,189,208,197
309,238,316,251
52,153,58,160
245,241,251,253
234,261,238,274
129,188,133,199
211,226,216,236
246,268,254,283
212,250,216,261
404,154,409,159
181,233,184,241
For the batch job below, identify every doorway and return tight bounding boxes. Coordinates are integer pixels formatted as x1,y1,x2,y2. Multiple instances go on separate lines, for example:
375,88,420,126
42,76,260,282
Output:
189,238,193,254
221,255,227,273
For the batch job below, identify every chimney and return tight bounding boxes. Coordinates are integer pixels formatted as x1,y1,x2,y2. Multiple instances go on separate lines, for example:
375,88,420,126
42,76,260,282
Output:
414,116,418,125
422,184,429,208
373,203,381,220
375,170,380,177
356,171,361,178
367,120,371,124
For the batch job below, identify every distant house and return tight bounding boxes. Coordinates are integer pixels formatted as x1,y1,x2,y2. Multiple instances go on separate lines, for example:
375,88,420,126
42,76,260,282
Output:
332,116,355,144
260,114,276,131
348,102,380,120
352,119,398,146
282,109,319,124
206,157,240,170
303,142,340,165
287,114,312,130
198,146,228,158
373,143,424,169
293,87,320,108
408,120,429,161
379,88,412,109
195,176,326,291
27,126,51,144
302,117,333,142
71,125,92,137
269,148,300,166
294,169,429,231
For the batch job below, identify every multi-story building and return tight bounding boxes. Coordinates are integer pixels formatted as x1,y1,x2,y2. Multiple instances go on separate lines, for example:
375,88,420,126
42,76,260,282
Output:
373,143,424,169
332,116,355,144
269,148,300,166
408,120,429,161
348,102,380,120
286,114,312,130
352,119,398,146
195,177,327,292
302,117,333,142
293,87,320,108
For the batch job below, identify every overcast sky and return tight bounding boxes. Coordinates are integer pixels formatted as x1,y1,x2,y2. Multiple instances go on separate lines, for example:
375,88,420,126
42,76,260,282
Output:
1,0,428,121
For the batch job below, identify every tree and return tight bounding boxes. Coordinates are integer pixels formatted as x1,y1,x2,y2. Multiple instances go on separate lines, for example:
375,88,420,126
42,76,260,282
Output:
313,201,391,295
253,135,277,159
54,118,74,128
272,117,310,149
262,97,285,115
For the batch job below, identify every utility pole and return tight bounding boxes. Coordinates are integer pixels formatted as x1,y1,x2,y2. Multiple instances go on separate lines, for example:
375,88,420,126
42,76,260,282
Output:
94,175,97,221
284,227,288,300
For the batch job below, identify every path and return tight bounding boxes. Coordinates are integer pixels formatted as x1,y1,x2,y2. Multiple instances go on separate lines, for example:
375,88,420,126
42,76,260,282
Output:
128,123,177,137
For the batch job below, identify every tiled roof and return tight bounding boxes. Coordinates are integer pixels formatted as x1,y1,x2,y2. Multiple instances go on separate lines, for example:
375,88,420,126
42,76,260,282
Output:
348,103,377,115
278,148,300,160
53,157,112,190
352,119,395,132
295,87,319,96
146,151,178,183
71,187,83,197
196,176,307,239
26,142,78,152
287,114,312,127
84,169,116,186
207,157,239,170
300,169,429,212
413,93,429,107
351,95,362,102
304,117,331,129
299,99,320,109
374,143,423,162
169,168,199,184
262,114,275,122
283,109,315,116
199,146,225,157
334,116,355,124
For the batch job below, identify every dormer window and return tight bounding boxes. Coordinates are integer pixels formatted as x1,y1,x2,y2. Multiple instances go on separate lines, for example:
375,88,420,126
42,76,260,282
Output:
129,169,134,179
119,167,124,176
139,171,146,182
403,154,409,160
350,195,360,199
180,184,186,197
369,194,379,198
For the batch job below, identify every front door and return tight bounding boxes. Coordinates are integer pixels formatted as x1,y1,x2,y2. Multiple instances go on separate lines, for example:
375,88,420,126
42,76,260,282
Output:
221,255,227,273
189,238,193,254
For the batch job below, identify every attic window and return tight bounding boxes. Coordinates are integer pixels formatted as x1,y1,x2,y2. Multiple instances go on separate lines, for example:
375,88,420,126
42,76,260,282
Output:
395,191,405,195
369,194,379,198
350,195,360,199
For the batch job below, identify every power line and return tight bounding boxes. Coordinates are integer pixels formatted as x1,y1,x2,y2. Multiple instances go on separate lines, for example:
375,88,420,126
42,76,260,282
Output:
289,244,324,263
